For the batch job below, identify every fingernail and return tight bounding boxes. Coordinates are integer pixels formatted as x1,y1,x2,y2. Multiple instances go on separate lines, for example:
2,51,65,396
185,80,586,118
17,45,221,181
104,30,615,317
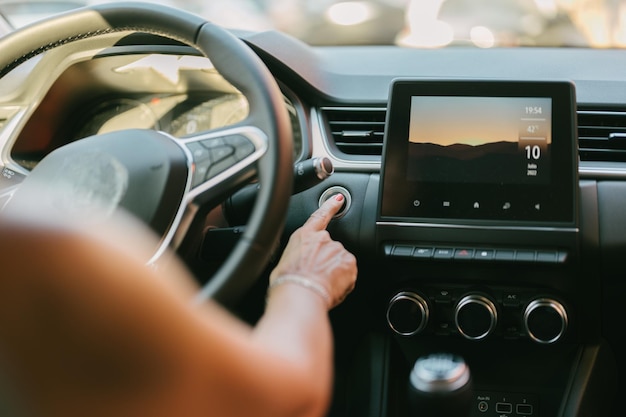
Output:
335,193,344,202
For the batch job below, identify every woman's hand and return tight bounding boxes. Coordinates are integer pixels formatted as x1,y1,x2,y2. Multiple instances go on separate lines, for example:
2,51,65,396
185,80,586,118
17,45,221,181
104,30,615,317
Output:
269,194,357,309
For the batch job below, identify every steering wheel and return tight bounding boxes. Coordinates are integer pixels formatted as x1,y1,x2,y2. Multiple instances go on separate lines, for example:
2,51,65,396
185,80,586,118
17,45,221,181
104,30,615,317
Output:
0,3,294,306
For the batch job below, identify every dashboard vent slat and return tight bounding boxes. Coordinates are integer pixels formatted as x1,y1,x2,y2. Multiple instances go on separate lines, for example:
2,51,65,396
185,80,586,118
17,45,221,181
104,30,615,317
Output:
321,107,386,156
578,110,626,162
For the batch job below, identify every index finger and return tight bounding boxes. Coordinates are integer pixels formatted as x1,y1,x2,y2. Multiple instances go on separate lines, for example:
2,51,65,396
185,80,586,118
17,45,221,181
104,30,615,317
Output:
302,194,344,231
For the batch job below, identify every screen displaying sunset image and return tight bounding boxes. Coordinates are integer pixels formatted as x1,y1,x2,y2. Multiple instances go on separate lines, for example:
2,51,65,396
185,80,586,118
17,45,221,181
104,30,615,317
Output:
407,95,552,184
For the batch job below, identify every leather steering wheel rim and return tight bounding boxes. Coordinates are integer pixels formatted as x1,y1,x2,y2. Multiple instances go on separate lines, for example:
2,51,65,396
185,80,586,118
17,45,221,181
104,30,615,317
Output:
0,2,294,306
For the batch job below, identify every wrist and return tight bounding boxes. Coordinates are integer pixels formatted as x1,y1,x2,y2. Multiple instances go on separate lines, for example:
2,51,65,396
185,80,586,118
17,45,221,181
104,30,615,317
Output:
268,274,331,309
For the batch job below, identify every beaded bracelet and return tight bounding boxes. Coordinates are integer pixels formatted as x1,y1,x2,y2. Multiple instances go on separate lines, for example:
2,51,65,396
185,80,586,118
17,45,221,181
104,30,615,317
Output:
268,274,331,308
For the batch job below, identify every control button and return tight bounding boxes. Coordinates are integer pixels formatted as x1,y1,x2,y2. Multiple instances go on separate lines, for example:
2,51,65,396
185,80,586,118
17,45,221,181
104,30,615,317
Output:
516,250,536,262
502,293,521,307
474,249,494,260
1,167,16,180
187,142,211,161
477,400,489,412
454,248,474,260
524,298,568,344
496,402,513,414
228,134,256,160
454,294,498,340
209,144,235,162
434,248,454,259
392,245,414,257
413,247,434,258
387,292,430,336
208,155,238,178
201,137,224,150
192,162,211,187
1,166,25,188
318,186,351,219
536,251,558,263
434,289,452,304
517,403,534,415
495,250,515,261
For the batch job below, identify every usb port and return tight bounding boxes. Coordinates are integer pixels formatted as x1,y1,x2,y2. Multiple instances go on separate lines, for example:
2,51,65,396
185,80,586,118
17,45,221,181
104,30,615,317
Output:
517,404,534,415
495,402,513,414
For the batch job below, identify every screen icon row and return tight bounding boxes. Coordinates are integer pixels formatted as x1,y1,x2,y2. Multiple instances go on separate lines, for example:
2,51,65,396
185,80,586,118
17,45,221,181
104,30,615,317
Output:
412,199,542,211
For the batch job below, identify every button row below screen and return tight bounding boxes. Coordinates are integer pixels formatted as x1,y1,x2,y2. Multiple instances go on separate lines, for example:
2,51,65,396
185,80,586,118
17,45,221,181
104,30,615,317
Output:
386,244,567,264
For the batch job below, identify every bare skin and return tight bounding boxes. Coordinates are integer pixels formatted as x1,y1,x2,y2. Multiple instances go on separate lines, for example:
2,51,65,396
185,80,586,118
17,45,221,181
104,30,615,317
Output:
0,194,357,417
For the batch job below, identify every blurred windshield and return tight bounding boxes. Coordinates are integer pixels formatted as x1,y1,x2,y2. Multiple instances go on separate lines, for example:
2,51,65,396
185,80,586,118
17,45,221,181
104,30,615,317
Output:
0,0,624,48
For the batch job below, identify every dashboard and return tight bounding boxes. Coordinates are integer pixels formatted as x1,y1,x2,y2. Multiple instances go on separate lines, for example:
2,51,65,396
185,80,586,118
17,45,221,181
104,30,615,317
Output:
8,52,304,172
1,27,626,417
243,33,625,417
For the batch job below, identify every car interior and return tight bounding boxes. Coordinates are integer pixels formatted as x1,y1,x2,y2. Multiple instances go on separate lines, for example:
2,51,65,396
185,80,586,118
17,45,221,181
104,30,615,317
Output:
0,2,625,416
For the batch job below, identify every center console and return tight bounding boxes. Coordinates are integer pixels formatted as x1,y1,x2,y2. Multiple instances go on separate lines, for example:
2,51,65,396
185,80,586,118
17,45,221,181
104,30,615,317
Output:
377,79,579,339
373,79,593,416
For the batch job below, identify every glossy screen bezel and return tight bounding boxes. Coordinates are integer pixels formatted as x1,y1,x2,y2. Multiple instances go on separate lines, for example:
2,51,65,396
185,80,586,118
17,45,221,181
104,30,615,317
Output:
378,79,577,226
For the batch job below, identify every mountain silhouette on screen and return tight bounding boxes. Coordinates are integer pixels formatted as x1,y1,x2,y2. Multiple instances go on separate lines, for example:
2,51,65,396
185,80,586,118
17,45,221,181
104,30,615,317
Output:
407,141,526,183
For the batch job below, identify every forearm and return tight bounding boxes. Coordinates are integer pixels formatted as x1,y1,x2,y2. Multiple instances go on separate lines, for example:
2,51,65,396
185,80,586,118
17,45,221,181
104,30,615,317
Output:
253,282,334,417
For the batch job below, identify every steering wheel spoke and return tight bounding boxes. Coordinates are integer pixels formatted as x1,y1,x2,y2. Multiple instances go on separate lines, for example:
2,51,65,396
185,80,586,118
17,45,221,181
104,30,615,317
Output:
184,126,267,192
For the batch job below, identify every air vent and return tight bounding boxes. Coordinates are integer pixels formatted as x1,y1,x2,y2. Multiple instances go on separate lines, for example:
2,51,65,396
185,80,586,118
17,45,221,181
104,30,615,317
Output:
321,107,386,156
578,110,626,162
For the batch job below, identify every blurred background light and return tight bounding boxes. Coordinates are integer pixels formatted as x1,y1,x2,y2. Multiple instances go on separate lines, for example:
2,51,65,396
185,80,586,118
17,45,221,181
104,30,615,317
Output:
614,3,626,47
1,0,625,49
396,0,454,48
533,0,558,17
325,1,377,26
470,25,495,48
396,20,453,48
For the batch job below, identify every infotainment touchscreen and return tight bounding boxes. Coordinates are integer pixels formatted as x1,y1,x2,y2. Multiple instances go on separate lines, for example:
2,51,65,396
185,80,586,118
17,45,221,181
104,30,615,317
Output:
378,80,577,225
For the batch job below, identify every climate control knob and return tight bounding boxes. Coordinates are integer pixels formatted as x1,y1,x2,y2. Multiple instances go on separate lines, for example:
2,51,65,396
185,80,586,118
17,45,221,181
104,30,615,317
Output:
387,291,430,336
454,294,497,340
523,298,568,344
